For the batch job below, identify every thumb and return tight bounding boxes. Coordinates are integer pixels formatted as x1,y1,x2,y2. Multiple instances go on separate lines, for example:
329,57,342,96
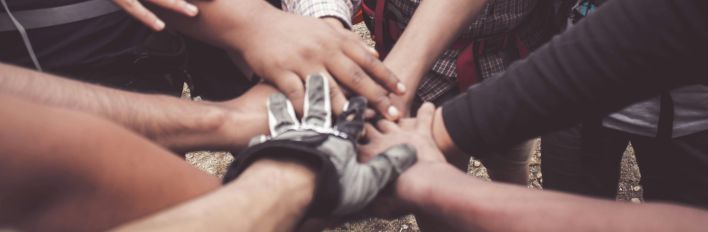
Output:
365,144,418,179
333,144,417,216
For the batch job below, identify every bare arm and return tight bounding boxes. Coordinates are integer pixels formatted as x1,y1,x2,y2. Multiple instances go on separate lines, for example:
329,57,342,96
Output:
397,162,708,232
113,158,316,232
157,0,405,119
385,0,487,114
0,63,274,152
364,104,708,232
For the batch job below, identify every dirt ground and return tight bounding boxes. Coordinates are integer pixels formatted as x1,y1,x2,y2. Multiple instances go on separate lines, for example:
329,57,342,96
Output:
185,23,644,232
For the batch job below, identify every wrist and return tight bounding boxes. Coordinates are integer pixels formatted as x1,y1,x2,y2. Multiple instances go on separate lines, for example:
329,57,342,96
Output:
432,107,465,157
395,162,457,213
141,97,229,152
232,158,317,229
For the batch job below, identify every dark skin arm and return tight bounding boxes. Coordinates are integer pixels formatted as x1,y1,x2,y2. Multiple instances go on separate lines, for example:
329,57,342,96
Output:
156,0,406,119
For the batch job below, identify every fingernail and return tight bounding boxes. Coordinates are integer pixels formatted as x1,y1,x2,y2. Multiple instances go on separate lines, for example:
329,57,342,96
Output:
396,83,407,93
185,3,199,16
388,106,400,119
154,19,165,31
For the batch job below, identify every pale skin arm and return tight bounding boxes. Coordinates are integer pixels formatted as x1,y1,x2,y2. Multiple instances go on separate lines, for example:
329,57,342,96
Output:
385,0,488,115
397,162,708,232
365,104,708,232
113,158,316,232
0,63,274,152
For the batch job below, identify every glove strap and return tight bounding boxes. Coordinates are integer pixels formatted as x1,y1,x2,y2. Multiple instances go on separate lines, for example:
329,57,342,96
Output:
223,138,341,217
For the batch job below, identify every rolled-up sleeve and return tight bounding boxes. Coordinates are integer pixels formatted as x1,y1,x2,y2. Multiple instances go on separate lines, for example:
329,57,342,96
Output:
282,0,361,29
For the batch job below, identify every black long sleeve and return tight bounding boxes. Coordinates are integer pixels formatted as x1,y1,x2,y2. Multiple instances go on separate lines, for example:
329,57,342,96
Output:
442,0,708,155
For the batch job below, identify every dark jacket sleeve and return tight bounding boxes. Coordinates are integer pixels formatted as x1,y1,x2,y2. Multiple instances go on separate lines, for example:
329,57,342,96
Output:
441,0,708,155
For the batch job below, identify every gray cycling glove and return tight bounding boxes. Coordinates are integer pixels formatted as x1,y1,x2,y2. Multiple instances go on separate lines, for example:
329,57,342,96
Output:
223,74,417,216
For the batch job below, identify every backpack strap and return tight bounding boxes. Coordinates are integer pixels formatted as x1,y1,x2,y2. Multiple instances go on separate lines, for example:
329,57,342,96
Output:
656,92,674,140
0,0,121,32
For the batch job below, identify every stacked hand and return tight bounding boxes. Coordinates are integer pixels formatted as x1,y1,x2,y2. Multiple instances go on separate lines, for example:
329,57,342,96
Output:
224,74,416,216
238,11,406,120
358,102,449,217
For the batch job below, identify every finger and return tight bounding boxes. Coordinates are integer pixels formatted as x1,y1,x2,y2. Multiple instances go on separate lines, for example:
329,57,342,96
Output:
361,41,379,58
271,72,306,116
326,55,400,120
363,123,382,140
337,144,416,215
334,144,417,216
357,144,376,163
415,102,436,133
326,75,348,116
342,34,405,95
267,93,300,136
363,108,376,119
334,96,368,139
302,74,332,128
147,0,199,17
366,144,417,177
114,0,165,31
398,118,416,130
376,119,399,133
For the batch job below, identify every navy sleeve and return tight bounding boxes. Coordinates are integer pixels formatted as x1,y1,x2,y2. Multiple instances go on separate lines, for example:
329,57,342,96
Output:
442,0,708,155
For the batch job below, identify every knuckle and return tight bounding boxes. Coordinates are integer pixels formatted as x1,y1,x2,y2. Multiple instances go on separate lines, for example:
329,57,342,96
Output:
349,68,367,86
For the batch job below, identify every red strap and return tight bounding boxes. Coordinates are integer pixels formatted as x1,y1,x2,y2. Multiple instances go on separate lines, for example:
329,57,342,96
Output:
516,35,529,58
455,42,480,91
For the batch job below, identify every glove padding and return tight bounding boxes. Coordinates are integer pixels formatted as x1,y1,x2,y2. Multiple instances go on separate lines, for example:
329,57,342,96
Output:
223,74,417,216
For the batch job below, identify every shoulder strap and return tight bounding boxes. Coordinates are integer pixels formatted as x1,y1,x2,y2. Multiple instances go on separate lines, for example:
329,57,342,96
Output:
0,0,121,32
656,92,674,140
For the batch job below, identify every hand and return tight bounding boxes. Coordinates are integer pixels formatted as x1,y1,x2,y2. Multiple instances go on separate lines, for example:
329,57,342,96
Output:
223,74,417,217
238,12,406,120
361,102,445,164
113,0,202,31
358,102,447,218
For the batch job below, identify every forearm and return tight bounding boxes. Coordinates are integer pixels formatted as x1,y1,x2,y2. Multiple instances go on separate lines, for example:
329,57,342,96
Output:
440,0,707,154
0,63,264,152
155,0,279,55
384,0,486,89
399,163,708,232
114,158,316,232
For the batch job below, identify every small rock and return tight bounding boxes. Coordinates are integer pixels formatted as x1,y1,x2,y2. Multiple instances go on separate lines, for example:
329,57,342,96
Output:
472,160,481,167
535,172,543,179
632,186,641,192
630,198,641,203
618,187,623,191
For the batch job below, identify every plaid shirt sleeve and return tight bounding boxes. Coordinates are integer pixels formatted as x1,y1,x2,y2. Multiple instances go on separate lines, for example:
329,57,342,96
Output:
282,0,361,29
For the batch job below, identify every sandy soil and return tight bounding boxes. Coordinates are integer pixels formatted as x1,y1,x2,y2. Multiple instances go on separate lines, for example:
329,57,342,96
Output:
184,23,644,232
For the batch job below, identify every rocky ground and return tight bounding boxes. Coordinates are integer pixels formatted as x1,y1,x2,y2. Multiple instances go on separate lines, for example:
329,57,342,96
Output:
184,23,644,231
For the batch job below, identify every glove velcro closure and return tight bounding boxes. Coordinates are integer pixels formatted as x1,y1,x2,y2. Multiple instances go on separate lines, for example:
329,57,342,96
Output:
223,137,340,216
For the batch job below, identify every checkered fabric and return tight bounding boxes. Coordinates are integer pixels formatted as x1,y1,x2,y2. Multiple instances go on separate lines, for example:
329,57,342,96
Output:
284,0,551,102
388,0,550,101
282,0,362,28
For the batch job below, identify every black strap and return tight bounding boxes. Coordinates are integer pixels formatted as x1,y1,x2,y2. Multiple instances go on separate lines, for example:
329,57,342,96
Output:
0,0,121,32
656,92,674,140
